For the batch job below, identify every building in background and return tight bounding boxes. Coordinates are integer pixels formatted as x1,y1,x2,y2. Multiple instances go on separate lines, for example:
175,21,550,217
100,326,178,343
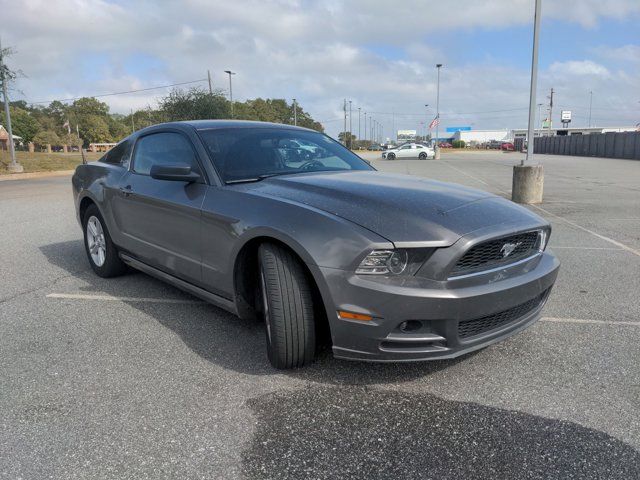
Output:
452,129,511,145
0,125,22,150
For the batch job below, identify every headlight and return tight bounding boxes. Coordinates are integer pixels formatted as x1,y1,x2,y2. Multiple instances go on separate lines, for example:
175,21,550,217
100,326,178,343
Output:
538,228,550,251
356,249,432,276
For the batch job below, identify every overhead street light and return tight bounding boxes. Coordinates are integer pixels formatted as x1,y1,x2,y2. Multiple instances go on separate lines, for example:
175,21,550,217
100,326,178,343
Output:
435,64,442,159
224,70,236,118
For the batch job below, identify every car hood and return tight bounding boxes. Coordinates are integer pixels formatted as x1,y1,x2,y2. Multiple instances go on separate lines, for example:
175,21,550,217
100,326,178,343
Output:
246,171,545,244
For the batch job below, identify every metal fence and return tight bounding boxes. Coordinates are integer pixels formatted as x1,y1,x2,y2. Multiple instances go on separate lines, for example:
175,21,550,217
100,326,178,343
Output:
533,132,640,160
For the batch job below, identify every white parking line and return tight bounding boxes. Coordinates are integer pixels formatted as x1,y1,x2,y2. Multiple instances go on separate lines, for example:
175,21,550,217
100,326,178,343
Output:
541,317,639,327
46,293,203,304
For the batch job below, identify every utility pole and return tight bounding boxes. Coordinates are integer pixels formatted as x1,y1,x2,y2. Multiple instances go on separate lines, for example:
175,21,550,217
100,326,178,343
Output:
207,70,213,94
293,98,297,126
224,70,236,118
588,90,593,128
435,64,443,159
343,99,347,146
512,0,543,204
358,107,361,142
0,38,22,172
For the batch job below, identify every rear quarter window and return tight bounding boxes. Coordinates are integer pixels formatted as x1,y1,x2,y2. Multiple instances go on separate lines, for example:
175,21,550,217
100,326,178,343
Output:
99,140,132,167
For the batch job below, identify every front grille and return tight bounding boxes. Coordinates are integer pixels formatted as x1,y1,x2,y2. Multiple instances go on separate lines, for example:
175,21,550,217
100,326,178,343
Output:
458,289,549,339
451,231,540,277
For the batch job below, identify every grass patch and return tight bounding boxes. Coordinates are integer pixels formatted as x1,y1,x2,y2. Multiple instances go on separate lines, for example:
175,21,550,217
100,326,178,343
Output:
0,150,102,174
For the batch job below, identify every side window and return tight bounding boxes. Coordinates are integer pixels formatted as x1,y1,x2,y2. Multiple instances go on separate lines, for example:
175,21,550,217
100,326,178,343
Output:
132,132,200,176
100,140,132,166
401,145,411,150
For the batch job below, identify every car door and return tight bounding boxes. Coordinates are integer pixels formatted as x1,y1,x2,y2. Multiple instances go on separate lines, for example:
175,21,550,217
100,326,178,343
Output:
397,145,413,158
111,130,207,286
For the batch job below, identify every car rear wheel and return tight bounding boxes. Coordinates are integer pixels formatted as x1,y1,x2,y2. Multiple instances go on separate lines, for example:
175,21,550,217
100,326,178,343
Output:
419,152,428,160
258,243,316,369
387,152,396,160
82,204,127,278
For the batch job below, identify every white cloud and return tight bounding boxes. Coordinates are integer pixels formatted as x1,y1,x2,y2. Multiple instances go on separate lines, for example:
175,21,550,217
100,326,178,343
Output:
548,60,611,77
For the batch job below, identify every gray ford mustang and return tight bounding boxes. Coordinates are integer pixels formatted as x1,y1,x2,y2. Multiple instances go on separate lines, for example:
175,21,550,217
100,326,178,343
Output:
72,120,560,369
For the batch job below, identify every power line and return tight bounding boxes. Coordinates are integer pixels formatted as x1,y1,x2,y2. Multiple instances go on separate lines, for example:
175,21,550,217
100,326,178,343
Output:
29,78,208,104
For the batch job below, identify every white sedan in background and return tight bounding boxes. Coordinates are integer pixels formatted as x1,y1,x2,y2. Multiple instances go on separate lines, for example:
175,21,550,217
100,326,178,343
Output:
382,143,435,160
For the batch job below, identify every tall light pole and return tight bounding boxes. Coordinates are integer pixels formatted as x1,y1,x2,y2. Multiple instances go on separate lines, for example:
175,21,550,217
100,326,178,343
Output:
363,112,367,141
224,70,236,118
588,90,593,128
292,98,297,126
343,99,347,146
435,64,443,159
537,103,543,131
348,100,352,148
424,104,429,142
358,107,361,143
512,0,543,204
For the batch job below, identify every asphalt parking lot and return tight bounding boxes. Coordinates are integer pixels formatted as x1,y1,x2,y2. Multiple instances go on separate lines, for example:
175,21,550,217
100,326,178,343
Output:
1,151,639,479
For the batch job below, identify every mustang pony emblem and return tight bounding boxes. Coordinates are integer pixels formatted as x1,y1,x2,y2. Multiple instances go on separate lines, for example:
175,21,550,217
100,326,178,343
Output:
500,241,522,258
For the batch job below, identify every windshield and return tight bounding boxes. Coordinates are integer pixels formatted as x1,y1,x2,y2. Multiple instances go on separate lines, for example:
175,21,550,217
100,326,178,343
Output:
198,127,374,183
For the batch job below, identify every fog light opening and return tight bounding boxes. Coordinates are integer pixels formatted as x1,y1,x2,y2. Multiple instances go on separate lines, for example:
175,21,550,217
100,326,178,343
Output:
399,320,423,332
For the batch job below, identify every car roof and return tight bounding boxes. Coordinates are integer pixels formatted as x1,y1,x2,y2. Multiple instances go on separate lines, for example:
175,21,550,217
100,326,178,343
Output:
167,119,316,132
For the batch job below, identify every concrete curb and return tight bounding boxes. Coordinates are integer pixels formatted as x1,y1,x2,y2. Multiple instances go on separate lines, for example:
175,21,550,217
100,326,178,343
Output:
0,170,75,182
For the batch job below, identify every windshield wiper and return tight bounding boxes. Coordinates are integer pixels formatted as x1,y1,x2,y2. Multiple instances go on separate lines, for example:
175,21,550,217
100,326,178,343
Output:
225,172,290,184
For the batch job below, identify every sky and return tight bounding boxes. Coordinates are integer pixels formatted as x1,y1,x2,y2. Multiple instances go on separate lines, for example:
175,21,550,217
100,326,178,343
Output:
2,0,639,139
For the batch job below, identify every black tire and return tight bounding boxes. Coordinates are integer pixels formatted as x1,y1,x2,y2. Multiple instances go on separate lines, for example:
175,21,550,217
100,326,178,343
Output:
258,243,316,369
387,152,396,160
82,204,127,278
419,152,427,160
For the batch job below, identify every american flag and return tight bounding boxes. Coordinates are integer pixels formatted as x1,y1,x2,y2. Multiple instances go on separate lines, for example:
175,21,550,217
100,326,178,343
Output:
428,115,440,129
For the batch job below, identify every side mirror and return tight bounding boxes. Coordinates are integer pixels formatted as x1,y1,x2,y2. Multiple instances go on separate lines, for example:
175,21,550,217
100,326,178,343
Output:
150,163,200,183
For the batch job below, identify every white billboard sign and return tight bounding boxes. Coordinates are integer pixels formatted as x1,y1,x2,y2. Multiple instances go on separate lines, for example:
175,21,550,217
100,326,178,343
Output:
397,130,417,142
561,110,572,122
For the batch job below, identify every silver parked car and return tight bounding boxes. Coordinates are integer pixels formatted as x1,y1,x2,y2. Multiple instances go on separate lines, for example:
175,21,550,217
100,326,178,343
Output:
72,121,559,369
383,143,435,160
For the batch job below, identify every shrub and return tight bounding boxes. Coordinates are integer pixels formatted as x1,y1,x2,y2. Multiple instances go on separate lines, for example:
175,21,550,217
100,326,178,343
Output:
452,140,466,148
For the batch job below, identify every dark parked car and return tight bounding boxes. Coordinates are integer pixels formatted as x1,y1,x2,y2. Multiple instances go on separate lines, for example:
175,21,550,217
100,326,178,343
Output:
367,144,383,151
72,121,559,369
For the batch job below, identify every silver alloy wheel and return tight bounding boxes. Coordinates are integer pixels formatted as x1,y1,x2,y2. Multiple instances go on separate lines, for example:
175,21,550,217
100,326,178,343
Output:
260,270,272,344
86,215,107,267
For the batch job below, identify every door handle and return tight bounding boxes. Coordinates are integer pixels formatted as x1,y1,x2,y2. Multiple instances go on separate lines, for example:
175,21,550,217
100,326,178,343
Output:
119,185,133,197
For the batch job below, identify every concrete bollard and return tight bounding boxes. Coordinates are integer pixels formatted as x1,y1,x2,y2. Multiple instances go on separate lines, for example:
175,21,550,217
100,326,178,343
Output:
512,164,544,204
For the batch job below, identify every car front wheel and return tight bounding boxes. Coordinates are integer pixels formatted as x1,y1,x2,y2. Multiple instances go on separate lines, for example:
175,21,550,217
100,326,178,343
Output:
387,152,396,160
82,204,127,277
258,243,316,369
419,152,428,160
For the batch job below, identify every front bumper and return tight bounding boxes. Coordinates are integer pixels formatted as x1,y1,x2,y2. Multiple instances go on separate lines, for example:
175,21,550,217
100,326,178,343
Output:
314,251,560,362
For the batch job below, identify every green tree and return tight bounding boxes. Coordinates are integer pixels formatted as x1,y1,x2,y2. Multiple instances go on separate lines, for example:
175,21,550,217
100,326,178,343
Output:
0,107,40,143
78,115,111,144
33,130,61,147
71,97,110,118
61,133,82,147
452,140,466,148
338,131,356,148
160,87,230,121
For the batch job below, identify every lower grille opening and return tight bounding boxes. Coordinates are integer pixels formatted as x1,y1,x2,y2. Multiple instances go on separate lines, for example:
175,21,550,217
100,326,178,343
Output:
458,288,550,340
